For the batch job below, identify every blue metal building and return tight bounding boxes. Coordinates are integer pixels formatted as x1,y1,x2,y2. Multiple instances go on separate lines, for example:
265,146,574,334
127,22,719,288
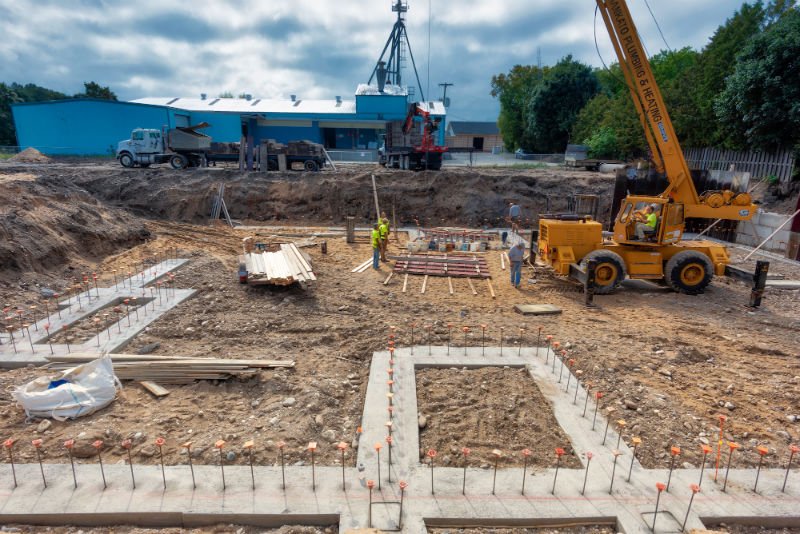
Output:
11,87,447,156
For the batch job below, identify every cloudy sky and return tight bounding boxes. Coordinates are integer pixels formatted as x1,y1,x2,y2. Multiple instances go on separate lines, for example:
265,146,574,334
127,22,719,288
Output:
0,0,742,121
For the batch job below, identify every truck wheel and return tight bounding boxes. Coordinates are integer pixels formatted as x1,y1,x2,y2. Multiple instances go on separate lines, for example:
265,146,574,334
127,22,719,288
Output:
119,153,134,168
581,249,626,294
303,160,319,172
170,154,188,169
267,159,278,171
665,250,713,295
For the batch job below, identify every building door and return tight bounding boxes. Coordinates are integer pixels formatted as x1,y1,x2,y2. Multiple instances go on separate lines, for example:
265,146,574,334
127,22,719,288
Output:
472,137,484,151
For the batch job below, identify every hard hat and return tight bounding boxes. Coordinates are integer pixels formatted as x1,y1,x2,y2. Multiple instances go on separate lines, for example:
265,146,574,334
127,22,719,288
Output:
649,203,658,210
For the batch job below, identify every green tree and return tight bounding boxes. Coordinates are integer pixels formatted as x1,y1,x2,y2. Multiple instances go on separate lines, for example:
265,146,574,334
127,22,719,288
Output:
524,55,599,153
490,65,545,151
75,81,117,100
715,7,800,150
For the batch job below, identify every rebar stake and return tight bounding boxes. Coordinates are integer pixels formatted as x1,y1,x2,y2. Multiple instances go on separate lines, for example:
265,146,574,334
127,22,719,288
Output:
367,480,374,528
667,446,680,492
32,439,46,488
601,408,615,445
491,449,502,495
399,481,407,529
591,390,604,430
386,435,393,483
463,326,469,355
699,444,712,487
609,449,621,494
65,439,77,488
278,441,286,490
410,322,415,354
615,419,628,449
552,448,564,494
123,439,136,489
558,350,566,383
521,449,531,495
551,341,560,373
573,371,582,404
338,442,348,490
4,439,17,487
499,327,504,356
783,445,799,492
681,484,701,532
428,449,437,494
374,442,382,490
183,441,195,489
245,440,255,490
447,323,452,354
582,452,593,495
93,440,106,489
216,440,226,490
565,359,575,392
427,324,432,355
628,437,641,482
481,324,486,355
518,327,524,356
753,445,768,493
536,326,542,352
156,437,166,489
722,441,740,492
652,482,666,532
461,447,470,495
545,335,553,363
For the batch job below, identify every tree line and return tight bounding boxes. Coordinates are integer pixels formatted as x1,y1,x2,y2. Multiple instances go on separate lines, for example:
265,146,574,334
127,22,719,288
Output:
491,1,799,159
0,82,117,146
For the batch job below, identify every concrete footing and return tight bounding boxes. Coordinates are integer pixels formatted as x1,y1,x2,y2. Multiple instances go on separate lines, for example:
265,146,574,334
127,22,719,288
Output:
0,346,797,533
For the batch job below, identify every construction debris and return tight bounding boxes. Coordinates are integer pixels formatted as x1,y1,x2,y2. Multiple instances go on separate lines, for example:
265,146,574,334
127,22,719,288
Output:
45,352,295,384
240,237,315,285
139,380,170,397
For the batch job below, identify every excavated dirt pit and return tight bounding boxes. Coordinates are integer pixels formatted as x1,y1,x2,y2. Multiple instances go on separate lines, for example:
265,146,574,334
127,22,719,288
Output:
416,367,582,469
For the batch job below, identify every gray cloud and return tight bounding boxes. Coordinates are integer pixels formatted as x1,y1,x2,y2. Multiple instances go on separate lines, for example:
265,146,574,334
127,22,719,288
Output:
0,0,747,121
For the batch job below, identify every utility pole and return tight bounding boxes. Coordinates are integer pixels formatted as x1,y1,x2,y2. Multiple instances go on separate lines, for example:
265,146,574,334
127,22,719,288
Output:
438,82,454,104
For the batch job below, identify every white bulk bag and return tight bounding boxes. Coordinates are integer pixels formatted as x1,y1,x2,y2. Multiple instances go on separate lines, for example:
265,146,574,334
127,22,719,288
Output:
12,356,121,420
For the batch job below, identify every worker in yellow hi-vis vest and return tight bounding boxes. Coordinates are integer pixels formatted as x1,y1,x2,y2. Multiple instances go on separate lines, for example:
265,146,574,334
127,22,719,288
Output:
371,224,381,270
379,215,389,262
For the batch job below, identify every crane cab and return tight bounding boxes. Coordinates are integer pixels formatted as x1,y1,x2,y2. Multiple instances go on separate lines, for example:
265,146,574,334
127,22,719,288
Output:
613,196,685,246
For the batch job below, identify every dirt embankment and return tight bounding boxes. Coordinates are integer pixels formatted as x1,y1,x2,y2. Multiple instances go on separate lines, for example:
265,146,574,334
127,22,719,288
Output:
0,172,150,282
35,165,616,228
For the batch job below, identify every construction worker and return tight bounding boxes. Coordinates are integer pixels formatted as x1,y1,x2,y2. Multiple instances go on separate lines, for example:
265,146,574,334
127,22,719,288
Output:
379,215,390,262
371,224,381,269
508,241,526,288
634,204,658,240
508,202,521,234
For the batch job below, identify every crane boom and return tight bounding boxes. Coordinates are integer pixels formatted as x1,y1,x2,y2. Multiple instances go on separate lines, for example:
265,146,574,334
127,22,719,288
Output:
596,0,756,221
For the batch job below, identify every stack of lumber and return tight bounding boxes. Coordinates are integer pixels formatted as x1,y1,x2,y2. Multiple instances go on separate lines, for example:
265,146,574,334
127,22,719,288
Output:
243,242,316,285
392,253,491,278
45,353,295,384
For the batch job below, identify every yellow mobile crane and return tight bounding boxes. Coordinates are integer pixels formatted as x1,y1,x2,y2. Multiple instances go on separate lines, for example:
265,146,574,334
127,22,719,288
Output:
537,0,758,295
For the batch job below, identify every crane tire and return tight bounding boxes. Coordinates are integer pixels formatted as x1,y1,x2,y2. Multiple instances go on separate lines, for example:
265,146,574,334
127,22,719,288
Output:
665,250,713,295
303,160,319,172
581,249,626,294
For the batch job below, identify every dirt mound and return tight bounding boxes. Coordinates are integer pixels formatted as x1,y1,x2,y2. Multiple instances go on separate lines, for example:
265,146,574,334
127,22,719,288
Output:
59,166,617,227
8,147,51,163
0,170,150,280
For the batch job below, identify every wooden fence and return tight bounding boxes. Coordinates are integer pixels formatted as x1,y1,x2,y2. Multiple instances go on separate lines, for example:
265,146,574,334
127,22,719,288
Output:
684,147,795,184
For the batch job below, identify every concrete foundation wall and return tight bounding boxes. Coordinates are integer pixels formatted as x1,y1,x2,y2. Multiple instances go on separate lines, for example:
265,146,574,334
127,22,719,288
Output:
736,210,793,254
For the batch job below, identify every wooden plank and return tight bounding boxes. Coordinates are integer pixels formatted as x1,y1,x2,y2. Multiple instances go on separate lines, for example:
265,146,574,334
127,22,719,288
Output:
421,275,428,294
351,258,372,272
383,272,394,285
447,276,454,295
140,381,170,397
486,278,496,299
513,304,563,316
402,273,408,293
500,252,506,270
467,278,477,295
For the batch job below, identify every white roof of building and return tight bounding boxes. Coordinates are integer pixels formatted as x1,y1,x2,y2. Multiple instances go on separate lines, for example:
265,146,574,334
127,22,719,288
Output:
417,101,447,115
355,83,407,96
131,97,357,115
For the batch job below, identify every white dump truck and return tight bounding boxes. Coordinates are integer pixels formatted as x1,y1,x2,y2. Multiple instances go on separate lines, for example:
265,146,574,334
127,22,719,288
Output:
116,123,212,169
